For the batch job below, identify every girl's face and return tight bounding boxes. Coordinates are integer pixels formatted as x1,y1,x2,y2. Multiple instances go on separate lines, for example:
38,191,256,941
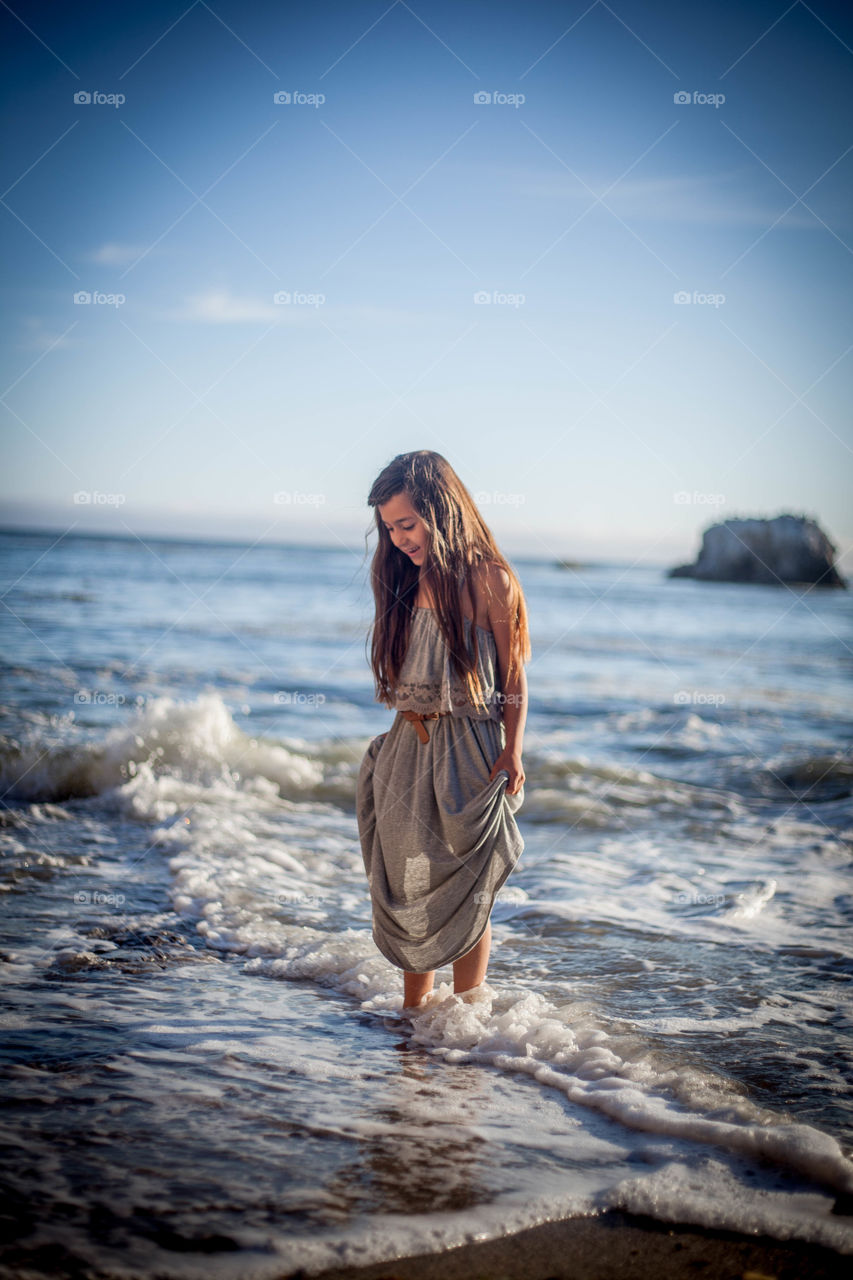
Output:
378,491,430,568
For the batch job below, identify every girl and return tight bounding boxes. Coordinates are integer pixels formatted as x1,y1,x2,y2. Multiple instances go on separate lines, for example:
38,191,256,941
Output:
356,450,530,1014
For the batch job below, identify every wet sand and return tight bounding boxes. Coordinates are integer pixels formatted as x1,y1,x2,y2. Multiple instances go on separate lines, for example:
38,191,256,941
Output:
301,1209,851,1280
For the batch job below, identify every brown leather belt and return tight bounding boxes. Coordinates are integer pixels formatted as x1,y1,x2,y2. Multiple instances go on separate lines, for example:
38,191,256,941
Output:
399,708,451,743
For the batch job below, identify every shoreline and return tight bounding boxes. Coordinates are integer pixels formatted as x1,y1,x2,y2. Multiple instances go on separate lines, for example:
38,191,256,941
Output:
298,1209,852,1280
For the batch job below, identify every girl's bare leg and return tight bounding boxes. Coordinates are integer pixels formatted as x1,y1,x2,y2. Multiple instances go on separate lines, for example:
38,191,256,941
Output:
403,919,492,1007
403,969,435,1009
453,919,491,995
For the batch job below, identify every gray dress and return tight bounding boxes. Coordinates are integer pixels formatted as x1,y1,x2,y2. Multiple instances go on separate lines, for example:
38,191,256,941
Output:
356,607,525,973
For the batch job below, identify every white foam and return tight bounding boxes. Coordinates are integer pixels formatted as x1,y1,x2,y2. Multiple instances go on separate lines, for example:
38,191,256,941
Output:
7,691,851,1256
68,695,848,1238
242,939,853,1215
604,1156,853,1253
0,693,325,806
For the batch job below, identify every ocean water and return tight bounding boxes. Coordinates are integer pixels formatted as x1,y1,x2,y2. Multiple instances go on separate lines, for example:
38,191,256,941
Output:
1,527,851,1278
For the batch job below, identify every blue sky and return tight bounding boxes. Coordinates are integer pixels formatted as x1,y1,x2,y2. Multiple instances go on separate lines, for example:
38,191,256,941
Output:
2,0,851,565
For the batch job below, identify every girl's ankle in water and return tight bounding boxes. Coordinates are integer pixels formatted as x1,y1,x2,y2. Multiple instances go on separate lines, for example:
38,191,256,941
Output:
454,981,490,1005
402,989,436,1013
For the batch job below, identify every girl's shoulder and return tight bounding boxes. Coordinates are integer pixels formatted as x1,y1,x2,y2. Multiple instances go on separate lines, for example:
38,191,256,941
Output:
464,559,512,612
413,561,502,633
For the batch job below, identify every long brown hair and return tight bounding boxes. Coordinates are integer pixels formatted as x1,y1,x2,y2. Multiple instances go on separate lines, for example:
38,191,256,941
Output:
364,450,531,709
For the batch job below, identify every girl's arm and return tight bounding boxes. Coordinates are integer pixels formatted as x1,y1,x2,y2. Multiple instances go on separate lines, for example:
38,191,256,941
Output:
500,664,527,759
483,564,527,794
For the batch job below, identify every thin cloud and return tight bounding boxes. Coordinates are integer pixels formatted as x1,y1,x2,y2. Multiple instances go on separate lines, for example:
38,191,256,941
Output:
17,317,76,351
162,291,423,325
86,242,153,266
490,166,835,230
169,291,281,323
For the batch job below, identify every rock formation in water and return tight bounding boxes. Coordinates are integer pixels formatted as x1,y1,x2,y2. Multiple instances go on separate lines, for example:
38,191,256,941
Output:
668,514,846,587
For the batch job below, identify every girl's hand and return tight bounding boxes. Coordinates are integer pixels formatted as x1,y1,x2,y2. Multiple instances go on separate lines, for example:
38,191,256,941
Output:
489,748,525,795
